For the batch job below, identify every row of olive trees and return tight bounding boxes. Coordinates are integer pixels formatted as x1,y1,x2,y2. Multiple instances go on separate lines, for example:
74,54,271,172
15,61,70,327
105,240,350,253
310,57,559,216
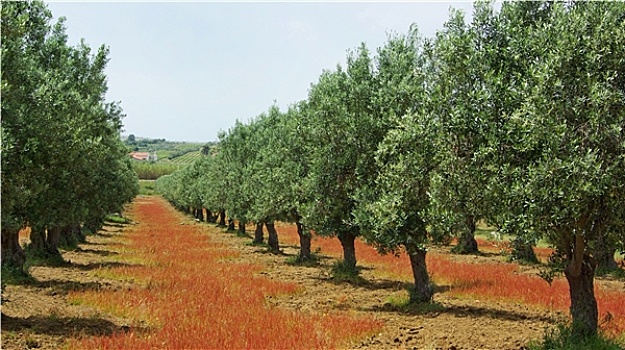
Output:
1,1,139,268
158,1,624,337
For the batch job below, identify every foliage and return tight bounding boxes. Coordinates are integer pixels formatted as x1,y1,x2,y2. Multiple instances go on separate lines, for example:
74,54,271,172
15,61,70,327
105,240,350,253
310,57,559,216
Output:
138,180,157,196
153,0,625,339
0,264,35,287
132,162,179,180
488,1,625,336
1,1,138,267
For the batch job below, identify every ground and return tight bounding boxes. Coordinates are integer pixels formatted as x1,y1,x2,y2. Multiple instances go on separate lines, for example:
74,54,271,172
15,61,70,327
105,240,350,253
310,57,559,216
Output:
2,197,620,350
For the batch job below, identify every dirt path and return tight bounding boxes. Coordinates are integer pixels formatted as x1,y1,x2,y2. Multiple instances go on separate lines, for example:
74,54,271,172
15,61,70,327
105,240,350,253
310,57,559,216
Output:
1,196,569,349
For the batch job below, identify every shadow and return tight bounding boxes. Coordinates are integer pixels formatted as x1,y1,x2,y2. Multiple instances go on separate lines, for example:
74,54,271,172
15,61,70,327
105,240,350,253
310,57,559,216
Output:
1,313,150,338
102,222,127,228
235,232,253,239
280,244,302,250
477,251,503,258
67,260,137,272
38,280,118,294
11,262,143,294
78,240,108,246
95,231,121,238
249,245,293,257
359,297,556,323
73,247,119,257
357,278,413,291
355,278,413,291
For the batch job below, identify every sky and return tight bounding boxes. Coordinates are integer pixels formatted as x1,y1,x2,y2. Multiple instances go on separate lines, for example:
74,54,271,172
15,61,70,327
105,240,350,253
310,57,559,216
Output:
46,1,478,142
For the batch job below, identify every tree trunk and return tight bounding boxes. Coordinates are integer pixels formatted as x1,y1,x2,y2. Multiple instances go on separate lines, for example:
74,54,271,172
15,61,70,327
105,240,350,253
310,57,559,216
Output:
253,222,264,244
197,208,205,222
218,209,226,226
85,216,103,234
30,225,48,253
1,227,26,269
265,221,280,253
59,224,79,248
45,226,62,258
453,217,478,254
206,210,215,223
227,218,235,231
296,221,311,262
73,223,86,243
562,233,598,337
406,244,433,303
338,232,357,269
238,221,246,235
510,237,538,263
564,254,598,336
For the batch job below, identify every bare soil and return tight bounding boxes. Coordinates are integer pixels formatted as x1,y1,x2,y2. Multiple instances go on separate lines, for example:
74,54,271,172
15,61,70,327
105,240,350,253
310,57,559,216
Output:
4,198,613,350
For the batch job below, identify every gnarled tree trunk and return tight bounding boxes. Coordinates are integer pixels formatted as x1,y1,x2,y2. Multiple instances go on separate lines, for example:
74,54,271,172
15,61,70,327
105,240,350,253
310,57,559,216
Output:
196,208,205,222
265,221,279,253
238,221,246,235
510,237,538,263
45,226,62,258
296,221,311,262
206,210,215,223
453,217,478,254
85,216,103,234
30,225,48,253
338,232,357,269
406,243,433,303
1,227,26,269
227,218,235,231
218,209,226,227
253,222,264,244
59,223,83,247
564,234,598,337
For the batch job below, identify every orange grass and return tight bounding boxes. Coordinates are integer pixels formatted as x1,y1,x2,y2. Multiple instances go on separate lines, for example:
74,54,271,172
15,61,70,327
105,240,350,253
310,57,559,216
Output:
276,223,625,336
68,198,381,349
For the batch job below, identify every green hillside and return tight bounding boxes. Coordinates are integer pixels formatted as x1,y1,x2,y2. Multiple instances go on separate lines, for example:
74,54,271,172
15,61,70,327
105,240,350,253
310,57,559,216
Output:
125,136,215,178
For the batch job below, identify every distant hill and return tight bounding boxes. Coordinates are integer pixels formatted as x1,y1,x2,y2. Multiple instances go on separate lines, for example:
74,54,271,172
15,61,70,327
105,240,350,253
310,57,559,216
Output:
123,136,215,165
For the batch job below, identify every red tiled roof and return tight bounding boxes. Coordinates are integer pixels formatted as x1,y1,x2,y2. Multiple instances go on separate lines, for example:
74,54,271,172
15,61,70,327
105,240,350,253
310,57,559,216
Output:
130,152,150,160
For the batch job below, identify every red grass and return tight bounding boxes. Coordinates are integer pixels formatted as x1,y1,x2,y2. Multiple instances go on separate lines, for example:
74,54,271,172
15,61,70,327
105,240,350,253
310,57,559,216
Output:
68,198,381,349
276,223,625,336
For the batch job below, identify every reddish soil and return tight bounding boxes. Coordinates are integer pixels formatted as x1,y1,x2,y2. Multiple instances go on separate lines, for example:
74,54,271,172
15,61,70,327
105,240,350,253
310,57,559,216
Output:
1,196,621,350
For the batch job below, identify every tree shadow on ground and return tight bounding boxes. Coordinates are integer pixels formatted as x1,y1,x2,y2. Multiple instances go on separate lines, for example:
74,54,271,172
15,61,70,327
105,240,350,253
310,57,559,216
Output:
360,297,556,323
312,273,413,291
95,231,122,237
29,258,138,272
7,278,126,297
102,223,127,228
73,247,120,257
67,260,137,272
1,312,151,338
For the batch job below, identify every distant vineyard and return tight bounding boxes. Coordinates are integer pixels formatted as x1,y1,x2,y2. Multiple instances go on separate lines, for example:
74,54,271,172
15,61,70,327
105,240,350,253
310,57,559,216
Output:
170,151,203,164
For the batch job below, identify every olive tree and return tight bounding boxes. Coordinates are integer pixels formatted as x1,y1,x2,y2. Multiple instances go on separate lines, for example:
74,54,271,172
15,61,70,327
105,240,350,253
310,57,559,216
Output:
355,30,438,302
1,1,137,266
302,44,382,270
487,1,625,336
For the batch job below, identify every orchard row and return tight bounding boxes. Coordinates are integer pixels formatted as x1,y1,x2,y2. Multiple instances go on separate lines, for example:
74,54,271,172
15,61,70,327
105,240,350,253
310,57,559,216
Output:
1,2,139,267
157,2,624,339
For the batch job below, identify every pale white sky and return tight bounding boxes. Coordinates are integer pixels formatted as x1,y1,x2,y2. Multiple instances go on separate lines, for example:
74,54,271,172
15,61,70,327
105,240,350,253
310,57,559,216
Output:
47,1,479,142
